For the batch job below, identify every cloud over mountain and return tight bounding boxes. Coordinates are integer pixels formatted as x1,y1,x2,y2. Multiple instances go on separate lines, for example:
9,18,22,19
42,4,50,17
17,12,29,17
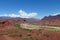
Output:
0,10,38,18
19,10,37,18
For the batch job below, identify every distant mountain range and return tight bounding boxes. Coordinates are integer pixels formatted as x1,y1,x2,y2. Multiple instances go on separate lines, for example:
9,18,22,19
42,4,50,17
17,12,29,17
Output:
0,14,60,26
0,16,40,27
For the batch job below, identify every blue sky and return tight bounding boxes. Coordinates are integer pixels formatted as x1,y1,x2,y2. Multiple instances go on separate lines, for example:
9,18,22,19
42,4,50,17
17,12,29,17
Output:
0,0,60,19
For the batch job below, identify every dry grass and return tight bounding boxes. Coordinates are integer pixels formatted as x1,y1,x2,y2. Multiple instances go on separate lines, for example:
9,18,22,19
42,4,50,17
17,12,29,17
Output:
18,23,60,32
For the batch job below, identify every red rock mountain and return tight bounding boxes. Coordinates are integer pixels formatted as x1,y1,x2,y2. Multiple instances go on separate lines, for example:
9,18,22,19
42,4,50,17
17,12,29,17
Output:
0,14,60,27
0,17,40,27
39,14,60,26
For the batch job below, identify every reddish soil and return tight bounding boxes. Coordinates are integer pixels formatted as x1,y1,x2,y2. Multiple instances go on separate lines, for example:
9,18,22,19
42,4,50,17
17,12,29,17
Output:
0,16,60,40
0,28,60,40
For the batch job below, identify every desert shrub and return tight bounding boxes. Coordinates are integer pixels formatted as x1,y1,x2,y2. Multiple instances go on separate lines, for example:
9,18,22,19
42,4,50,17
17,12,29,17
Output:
23,28,32,32
8,34,22,37
0,33,4,35
23,20,26,22
22,38,30,40
14,23,21,29
43,34,49,37
29,30,32,32
35,38,38,40
27,33,31,36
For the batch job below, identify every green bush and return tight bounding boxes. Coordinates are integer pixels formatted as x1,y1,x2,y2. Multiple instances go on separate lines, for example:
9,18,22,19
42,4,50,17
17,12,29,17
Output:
8,34,22,37
14,23,21,29
22,38,30,40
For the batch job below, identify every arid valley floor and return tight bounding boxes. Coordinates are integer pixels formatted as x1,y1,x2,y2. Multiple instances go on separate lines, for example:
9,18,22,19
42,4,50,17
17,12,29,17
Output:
0,15,60,40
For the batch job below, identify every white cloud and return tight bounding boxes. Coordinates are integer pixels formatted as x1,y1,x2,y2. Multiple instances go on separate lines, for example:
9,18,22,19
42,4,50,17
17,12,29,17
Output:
51,13,60,16
19,10,37,18
0,10,38,18
0,14,20,17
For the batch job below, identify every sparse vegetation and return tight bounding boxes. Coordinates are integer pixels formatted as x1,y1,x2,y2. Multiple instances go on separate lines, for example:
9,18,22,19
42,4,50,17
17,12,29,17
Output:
35,38,38,40
27,33,31,37
0,23,60,40
8,34,22,37
14,23,21,29
43,34,49,37
22,38,30,40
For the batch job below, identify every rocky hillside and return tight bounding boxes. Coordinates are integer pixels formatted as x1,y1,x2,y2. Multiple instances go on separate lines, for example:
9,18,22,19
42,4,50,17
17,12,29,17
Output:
0,17,40,28
39,14,60,26
1,14,60,27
